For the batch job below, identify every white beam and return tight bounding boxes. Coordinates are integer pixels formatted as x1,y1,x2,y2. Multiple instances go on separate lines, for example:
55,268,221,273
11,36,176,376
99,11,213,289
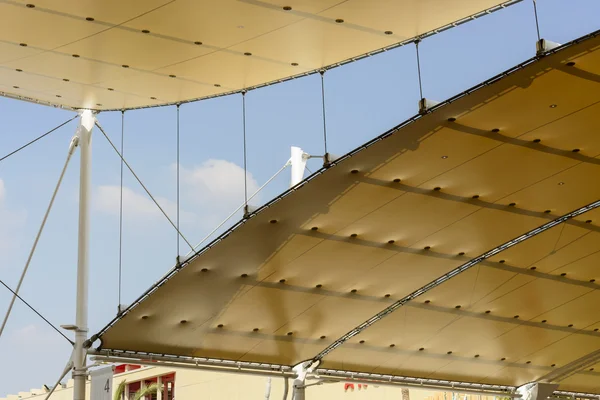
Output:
73,110,95,400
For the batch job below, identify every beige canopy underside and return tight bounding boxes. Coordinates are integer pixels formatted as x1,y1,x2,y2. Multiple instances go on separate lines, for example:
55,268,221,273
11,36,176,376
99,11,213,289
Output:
97,31,600,393
0,0,518,110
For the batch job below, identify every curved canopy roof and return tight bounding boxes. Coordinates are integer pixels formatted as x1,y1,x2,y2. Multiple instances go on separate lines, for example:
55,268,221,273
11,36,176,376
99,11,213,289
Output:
0,0,521,110
95,30,600,394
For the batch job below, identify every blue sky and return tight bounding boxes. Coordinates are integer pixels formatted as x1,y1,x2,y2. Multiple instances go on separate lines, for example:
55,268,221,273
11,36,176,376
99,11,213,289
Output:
0,0,598,395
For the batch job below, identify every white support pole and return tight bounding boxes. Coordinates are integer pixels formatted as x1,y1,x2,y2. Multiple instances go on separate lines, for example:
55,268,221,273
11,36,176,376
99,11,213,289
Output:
73,110,95,400
264,377,272,400
157,376,163,400
291,360,318,400
292,367,306,400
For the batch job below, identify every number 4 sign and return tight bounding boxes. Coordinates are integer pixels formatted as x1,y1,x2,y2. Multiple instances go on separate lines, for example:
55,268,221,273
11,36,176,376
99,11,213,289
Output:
91,366,114,400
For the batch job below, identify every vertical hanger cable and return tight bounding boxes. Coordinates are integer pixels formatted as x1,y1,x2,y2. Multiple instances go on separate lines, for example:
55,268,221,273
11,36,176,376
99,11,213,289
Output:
242,91,249,210
319,70,329,162
176,105,180,258
118,110,124,310
415,39,424,100
532,0,541,42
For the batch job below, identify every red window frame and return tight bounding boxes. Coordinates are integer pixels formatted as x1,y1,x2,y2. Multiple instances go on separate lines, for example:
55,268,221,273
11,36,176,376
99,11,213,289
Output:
119,371,175,400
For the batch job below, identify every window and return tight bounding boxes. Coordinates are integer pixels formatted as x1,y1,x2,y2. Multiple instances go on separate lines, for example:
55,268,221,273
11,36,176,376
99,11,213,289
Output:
161,373,175,400
127,381,140,400
144,378,158,400
123,373,175,400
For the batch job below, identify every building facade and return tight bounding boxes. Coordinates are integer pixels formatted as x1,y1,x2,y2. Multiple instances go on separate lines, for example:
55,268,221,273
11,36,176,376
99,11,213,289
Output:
1,364,492,400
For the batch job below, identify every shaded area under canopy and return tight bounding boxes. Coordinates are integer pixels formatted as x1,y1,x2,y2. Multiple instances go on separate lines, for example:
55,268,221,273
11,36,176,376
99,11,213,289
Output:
95,30,600,393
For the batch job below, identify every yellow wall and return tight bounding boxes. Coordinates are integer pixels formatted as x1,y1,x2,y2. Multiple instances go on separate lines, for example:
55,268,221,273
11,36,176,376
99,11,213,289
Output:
2,365,446,400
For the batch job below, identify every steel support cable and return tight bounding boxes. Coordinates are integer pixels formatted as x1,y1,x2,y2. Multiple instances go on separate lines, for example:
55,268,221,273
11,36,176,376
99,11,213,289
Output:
310,199,600,363
42,352,74,400
0,115,78,163
185,160,291,256
319,70,329,163
415,39,424,100
242,91,249,212
0,277,73,344
94,121,195,252
118,111,124,309
176,105,181,258
532,0,541,42
0,135,79,341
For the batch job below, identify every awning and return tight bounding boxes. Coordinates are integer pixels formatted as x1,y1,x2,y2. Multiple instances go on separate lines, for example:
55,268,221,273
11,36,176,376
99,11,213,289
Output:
95,30,600,393
0,0,521,110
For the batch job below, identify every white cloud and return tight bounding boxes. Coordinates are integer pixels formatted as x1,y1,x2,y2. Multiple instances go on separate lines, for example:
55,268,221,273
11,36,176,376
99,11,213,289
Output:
93,159,260,243
10,324,56,345
94,185,194,223
0,179,27,268
179,159,260,213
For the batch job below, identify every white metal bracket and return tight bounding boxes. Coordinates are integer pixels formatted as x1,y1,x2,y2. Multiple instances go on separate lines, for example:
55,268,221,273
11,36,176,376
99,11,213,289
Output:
289,146,340,187
419,98,440,115
322,153,339,164
290,146,310,187
243,203,259,218
117,304,128,315
536,39,561,56
76,109,96,138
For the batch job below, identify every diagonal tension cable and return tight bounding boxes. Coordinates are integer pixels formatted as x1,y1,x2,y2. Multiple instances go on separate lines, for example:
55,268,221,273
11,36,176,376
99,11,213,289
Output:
186,159,291,255
94,121,195,252
0,115,78,163
0,277,73,345
532,0,541,42
0,135,79,341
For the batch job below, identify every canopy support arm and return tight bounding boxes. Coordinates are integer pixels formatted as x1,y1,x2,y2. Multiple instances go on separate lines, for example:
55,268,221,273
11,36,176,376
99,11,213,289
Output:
44,349,75,400
291,361,310,400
